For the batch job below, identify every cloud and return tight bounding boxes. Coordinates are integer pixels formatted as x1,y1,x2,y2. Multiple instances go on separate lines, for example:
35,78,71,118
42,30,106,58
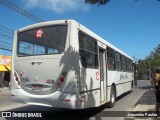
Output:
23,0,90,13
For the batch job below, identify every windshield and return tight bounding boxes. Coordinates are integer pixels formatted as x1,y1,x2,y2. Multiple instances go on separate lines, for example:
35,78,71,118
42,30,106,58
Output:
17,25,67,56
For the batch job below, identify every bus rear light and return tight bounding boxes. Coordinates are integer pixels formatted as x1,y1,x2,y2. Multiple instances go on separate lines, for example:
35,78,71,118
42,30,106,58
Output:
15,76,19,81
57,76,65,88
14,71,20,85
60,77,64,83
64,99,70,102
59,71,67,83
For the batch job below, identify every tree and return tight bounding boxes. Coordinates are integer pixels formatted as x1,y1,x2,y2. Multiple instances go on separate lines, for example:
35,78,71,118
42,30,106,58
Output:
85,0,160,5
147,44,160,68
137,44,160,79
85,0,110,5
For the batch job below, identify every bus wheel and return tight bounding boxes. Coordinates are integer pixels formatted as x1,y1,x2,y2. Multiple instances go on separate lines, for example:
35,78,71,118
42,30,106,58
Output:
107,86,116,108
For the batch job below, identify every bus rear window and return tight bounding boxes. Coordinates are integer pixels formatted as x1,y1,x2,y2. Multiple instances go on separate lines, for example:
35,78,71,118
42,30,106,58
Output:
17,25,67,56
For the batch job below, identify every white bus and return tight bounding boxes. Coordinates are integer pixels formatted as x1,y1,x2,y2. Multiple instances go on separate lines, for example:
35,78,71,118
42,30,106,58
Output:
11,20,134,109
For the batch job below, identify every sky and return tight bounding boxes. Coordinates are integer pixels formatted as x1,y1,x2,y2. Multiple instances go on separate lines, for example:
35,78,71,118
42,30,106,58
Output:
0,0,160,60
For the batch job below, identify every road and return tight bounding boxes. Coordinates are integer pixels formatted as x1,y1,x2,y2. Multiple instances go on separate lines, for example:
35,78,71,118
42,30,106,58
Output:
0,80,151,120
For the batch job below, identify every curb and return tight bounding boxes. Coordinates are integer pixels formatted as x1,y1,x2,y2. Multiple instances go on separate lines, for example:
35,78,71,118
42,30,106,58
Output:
131,90,156,120
133,90,155,111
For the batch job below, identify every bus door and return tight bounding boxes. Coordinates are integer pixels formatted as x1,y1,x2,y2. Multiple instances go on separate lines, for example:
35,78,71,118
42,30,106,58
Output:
98,42,107,103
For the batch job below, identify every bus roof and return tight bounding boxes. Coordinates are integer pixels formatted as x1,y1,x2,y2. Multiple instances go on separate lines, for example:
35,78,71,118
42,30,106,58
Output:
16,19,133,61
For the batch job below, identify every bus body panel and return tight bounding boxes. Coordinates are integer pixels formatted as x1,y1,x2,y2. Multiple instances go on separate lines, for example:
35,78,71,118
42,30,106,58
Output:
11,87,101,109
107,70,133,97
13,57,69,95
11,20,134,109
11,89,80,108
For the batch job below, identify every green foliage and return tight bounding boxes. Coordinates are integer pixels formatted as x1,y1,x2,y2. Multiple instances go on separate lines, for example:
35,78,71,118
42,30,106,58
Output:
137,44,160,78
85,0,110,5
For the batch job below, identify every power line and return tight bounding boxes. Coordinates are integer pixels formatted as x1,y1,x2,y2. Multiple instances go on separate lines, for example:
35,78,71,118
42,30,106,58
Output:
0,25,14,33
0,39,13,46
0,25,14,39
0,0,45,52
0,24,13,52
0,33,13,39
0,45,12,50
0,36,12,40
0,38,12,44
0,47,12,51
0,42,12,50
0,0,44,23
0,31,13,38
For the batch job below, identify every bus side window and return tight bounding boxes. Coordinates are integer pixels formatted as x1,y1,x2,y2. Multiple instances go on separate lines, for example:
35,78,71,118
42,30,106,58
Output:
116,52,122,71
129,60,133,72
107,47,116,71
122,55,126,72
79,50,86,67
79,32,98,68
126,58,129,72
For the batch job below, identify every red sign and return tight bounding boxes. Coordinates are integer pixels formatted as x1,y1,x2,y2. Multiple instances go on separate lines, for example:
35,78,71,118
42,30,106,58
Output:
96,72,100,80
35,29,43,38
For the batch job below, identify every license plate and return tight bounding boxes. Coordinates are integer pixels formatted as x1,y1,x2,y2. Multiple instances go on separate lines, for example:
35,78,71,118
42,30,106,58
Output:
32,84,43,90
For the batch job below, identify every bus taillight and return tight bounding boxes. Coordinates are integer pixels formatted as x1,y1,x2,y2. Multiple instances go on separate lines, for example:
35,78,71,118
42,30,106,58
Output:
14,71,20,85
60,72,67,83
57,72,67,88
15,76,18,81
60,77,64,83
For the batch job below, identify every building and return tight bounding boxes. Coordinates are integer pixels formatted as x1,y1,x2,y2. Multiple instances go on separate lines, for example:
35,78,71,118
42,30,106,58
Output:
0,55,11,87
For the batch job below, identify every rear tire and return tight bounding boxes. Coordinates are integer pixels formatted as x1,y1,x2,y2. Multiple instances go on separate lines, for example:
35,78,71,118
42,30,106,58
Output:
107,86,116,108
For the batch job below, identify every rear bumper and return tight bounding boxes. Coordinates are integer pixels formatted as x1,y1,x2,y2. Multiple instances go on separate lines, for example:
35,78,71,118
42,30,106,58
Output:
11,88,81,109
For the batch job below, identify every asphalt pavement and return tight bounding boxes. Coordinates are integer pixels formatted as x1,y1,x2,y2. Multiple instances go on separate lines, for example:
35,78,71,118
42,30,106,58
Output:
0,81,159,120
0,87,10,96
